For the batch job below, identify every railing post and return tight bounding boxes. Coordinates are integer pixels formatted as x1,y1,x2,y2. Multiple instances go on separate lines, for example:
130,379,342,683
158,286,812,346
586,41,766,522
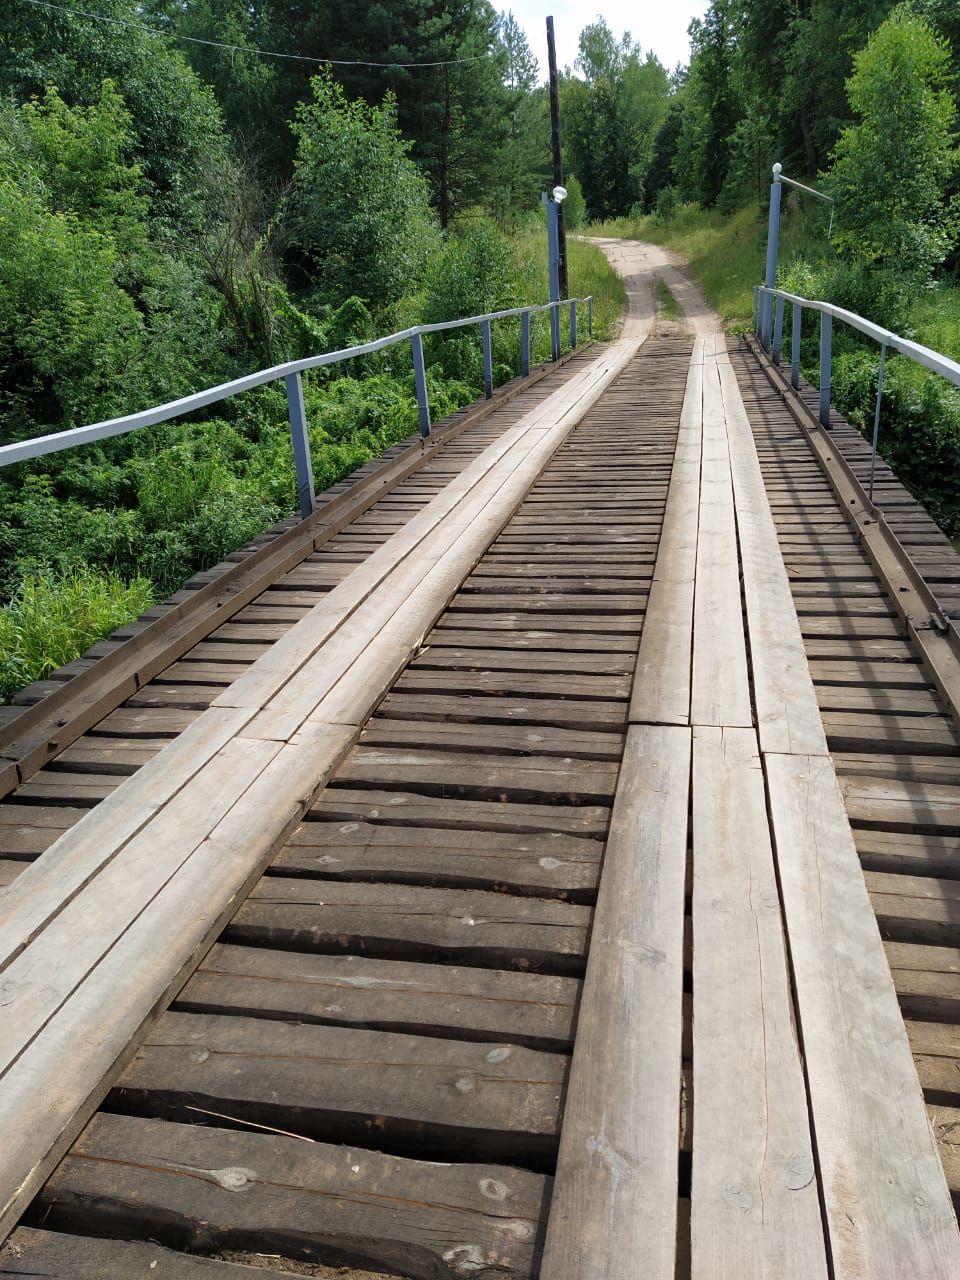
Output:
588,296,593,337
819,312,833,429
772,295,785,366
411,332,431,438
551,305,561,362
481,319,493,398
520,311,531,376
762,164,783,348
869,343,888,502
284,372,315,519
791,302,802,390
570,299,577,349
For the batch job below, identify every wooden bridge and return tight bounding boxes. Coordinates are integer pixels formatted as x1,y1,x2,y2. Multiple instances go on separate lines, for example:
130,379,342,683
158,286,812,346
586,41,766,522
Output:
2,242,960,1278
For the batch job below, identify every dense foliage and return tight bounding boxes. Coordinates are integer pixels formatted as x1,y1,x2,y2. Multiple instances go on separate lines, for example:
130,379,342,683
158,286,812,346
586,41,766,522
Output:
0,2,627,701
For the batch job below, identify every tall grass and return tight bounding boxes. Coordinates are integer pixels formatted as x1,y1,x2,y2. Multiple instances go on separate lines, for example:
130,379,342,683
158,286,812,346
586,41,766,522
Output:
0,569,154,702
513,225,626,342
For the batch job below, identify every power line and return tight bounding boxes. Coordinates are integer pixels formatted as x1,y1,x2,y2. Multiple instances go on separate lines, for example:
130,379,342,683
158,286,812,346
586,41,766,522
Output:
20,0,495,70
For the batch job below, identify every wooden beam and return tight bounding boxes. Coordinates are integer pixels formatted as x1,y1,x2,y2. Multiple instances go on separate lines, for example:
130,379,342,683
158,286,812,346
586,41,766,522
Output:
691,726,827,1279
540,723,691,1280
766,751,960,1277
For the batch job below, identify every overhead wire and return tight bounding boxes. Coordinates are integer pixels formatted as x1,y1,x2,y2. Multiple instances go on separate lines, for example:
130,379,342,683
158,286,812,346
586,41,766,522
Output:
19,0,496,70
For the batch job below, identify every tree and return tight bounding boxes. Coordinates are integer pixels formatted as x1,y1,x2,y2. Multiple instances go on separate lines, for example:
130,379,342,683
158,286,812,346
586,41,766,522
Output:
827,6,959,278
489,11,546,217
675,0,738,205
0,0,225,230
286,72,437,309
0,87,222,438
561,19,670,220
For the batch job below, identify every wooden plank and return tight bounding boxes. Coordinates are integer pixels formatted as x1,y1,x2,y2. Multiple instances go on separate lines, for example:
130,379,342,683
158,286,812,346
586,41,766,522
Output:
0,722,355,1239
906,1020,960,1101
857,829,960,878
887,941,960,1022
0,706,256,971
765,751,960,1277
311,789,610,836
0,1228,324,1278
179,943,579,1050
35,1113,547,1280
823,710,960,755
278,820,601,898
0,861,29,888
630,362,701,725
540,723,691,1280
691,726,826,1279
841,776,960,831
360,717,624,760
334,746,618,803
691,360,751,727
720,362,828,755
117,1010,565,1162
228,877,589,972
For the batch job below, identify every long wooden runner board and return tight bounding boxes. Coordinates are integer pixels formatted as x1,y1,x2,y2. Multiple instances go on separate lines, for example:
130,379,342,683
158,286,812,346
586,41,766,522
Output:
539,723,691,1279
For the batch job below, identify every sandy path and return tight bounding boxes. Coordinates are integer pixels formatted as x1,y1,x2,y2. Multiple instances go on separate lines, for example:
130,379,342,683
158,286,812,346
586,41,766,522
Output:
585,236,720,337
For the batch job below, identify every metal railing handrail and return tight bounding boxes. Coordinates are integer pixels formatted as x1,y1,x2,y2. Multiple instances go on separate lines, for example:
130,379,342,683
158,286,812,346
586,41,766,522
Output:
754,282,960,501
756,285,960,389
0,294,593,516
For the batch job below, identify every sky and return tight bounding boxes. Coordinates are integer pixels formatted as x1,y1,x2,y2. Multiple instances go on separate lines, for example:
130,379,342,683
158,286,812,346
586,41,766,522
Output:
496,2,710,79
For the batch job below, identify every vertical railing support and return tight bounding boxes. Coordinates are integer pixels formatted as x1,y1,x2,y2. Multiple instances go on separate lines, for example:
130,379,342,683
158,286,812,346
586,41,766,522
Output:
869,343,888,502
819,312,833,428
588,296,593,337
762,165,783,348
545,193,561,362
791,302,802,390
284,371,315,519
481,319,493,399
772,295,785,366
411,332,431,439
753,286,759,336
570,299,577,349
520,311,531,376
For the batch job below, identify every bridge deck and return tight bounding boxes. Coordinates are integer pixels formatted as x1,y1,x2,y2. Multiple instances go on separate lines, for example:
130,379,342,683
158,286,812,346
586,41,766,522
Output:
1,324,959,1278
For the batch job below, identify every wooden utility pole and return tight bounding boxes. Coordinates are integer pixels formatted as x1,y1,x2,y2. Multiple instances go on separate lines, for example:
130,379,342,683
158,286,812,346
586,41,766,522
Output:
546,16,568,298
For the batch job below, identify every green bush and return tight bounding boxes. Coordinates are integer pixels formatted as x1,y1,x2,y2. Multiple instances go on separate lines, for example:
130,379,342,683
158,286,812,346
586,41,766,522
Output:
832,348,960,531
0,569,154,702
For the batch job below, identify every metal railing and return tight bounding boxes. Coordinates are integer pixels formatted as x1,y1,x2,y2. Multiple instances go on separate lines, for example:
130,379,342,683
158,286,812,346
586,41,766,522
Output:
0,295,593,518
754,283,960,499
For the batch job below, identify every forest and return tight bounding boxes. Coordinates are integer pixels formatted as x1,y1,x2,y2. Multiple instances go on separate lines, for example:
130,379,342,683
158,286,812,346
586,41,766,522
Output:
0,0,958,699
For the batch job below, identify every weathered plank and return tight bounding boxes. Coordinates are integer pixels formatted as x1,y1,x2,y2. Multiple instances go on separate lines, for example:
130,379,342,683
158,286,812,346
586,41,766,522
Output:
116,1010,565,1163
0,1228,321,1278
766,751,960,1277
691,726,826,1279
335,747,618,803
541,723,691,1280
179,943,579,1050
691,360,751,727
311,789,611,837
720,362,827,755
228,877,589,971
279,820,601,897
35,1113,548,1280
630,362,701,725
